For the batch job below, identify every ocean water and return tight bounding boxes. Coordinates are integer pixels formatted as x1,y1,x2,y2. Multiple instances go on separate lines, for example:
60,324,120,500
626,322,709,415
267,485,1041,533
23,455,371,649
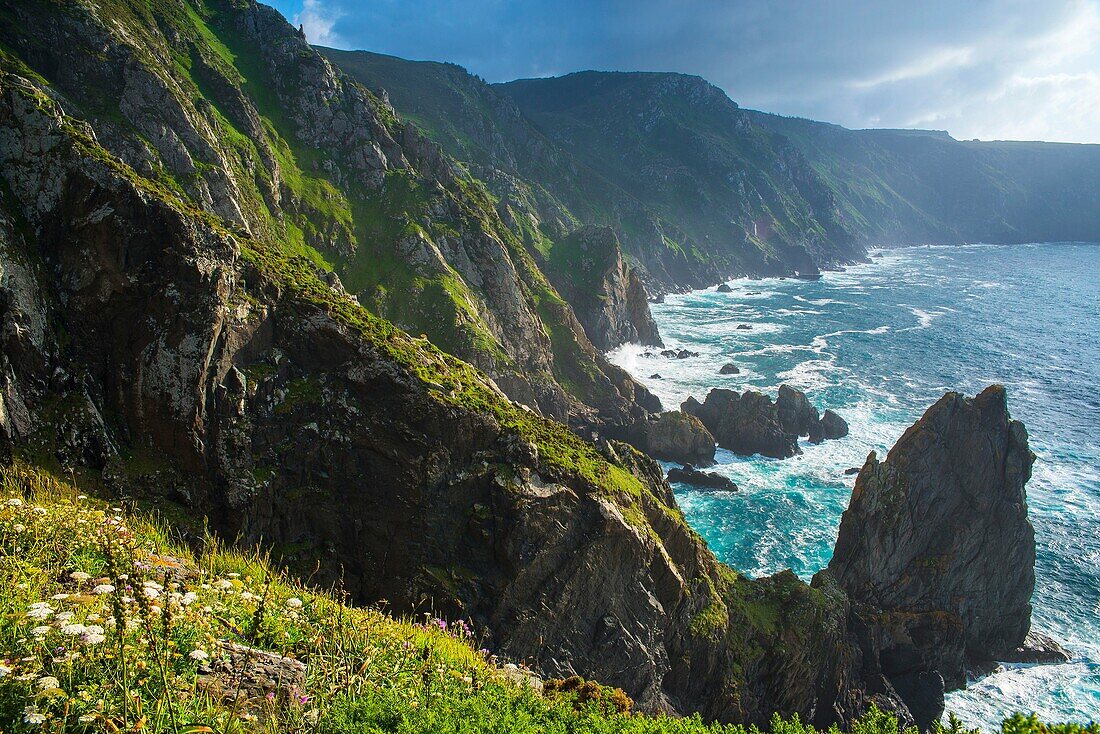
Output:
608,243,1100,729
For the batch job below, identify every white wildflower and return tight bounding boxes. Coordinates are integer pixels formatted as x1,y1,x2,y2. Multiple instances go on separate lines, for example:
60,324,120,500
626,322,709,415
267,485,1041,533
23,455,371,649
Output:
51,593,69,601
142,587,160,600
6,498,23,506
32,507,47,515
26,605,53,620
227,572,241,579
180,592,198,606
31,626,51,637
212,579,233,590
92,584,115,595
61,623,86,636
23,705,46,725
79,713,97,724
285,597,304,609
13,523,25,532
0,663,12,677
55,611,73,622
36,676,60,691
188,649,209,661
83,632,106,645
69,572,91,582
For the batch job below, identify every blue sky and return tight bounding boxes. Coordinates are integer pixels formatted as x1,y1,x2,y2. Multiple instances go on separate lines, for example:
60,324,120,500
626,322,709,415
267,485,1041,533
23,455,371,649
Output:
267,0,1100,143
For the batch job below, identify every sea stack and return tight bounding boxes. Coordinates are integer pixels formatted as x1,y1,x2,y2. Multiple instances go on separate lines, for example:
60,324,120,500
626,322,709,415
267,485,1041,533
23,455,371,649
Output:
826,385,1039,727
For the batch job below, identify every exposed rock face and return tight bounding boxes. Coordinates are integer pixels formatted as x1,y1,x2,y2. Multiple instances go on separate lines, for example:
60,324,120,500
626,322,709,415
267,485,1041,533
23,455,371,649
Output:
667,465,737,491
682,389,799,459
626,411,716,466
541,226,662,350
826,386,1037,722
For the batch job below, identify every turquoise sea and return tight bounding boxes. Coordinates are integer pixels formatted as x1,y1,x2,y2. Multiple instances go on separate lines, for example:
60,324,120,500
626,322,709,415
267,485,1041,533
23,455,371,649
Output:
609,243,1100,729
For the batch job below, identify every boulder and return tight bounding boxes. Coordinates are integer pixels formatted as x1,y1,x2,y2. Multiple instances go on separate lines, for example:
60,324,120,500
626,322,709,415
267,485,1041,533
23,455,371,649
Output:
716,283,733,293
776,384,820,437
719,363,740,375
637,411,716,466
827,385,1039,700
667,464,738,491
736,324,752,330
681,389,799,459
819,409,849,440
843,467,861,476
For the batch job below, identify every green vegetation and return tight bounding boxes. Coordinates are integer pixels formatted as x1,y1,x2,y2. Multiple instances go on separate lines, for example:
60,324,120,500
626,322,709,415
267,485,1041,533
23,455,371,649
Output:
2,464,1095,733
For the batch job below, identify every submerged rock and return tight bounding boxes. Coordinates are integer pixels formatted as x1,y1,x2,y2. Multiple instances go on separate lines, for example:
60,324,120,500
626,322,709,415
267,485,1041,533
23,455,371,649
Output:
736,324,752,330
716,283,732,293
667,464,737,491
826,385,1040,721
719,363,740,375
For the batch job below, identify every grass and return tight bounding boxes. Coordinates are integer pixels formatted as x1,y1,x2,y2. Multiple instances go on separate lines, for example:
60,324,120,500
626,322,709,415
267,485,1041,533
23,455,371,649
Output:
2,463,1097,734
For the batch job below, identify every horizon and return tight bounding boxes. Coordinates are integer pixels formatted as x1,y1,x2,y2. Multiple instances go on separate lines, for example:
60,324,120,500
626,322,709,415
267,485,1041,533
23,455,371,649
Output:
270,0,1100,145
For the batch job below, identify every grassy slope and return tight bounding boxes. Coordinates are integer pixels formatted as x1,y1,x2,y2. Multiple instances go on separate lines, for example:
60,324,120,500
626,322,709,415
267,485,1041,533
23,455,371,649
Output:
4,463,1096,733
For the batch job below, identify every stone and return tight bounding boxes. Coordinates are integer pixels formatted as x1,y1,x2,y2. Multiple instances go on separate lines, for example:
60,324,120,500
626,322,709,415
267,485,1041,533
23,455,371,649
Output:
843,467,861,476
736,324,752,330
716,283,732,293
197,641,307,707
719,363,740,375
667,464,737,491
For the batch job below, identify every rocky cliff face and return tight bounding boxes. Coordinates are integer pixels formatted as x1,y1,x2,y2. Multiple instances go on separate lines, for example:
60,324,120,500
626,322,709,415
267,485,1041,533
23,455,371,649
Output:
0,57,866,726
0,0,657,430
541,226,662,350
0,3,1051,732
824,385,1037,727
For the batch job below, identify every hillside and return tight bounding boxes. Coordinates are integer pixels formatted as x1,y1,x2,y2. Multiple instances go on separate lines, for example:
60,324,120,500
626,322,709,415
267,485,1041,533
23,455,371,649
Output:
322,52,866,288
743,112,1100,246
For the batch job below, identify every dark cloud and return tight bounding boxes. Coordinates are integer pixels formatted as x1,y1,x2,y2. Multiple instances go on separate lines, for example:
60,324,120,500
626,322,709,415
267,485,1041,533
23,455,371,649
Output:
270,0,1100,142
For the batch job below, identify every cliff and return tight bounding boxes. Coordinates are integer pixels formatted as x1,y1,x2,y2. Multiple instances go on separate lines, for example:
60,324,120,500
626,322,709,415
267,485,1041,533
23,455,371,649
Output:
822,386,1041,728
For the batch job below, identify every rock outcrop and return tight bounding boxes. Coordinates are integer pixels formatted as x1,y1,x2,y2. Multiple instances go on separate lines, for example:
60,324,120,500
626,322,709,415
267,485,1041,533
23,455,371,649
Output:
682,389,798,458
777,384,820,437
622,411,716,466
540,226,662,351
824,386,1039,726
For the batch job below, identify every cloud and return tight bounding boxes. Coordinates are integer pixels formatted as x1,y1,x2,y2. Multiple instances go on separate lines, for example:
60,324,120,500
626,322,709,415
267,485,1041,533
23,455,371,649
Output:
293,0,344,47
270,0,1100,143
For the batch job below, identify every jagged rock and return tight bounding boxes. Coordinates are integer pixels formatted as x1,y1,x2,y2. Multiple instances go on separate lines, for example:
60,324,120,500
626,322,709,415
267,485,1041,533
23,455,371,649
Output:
736,324,752,330
998,631,1071,664
719,363,740,375
819,409,849,440
667,464,737,491
827,385,1038,714
716,283,732,293
843,467,861,476
649,373,662,379
619,411,716,466
676,349,698,359
776,384,820,437
681,389,799,458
